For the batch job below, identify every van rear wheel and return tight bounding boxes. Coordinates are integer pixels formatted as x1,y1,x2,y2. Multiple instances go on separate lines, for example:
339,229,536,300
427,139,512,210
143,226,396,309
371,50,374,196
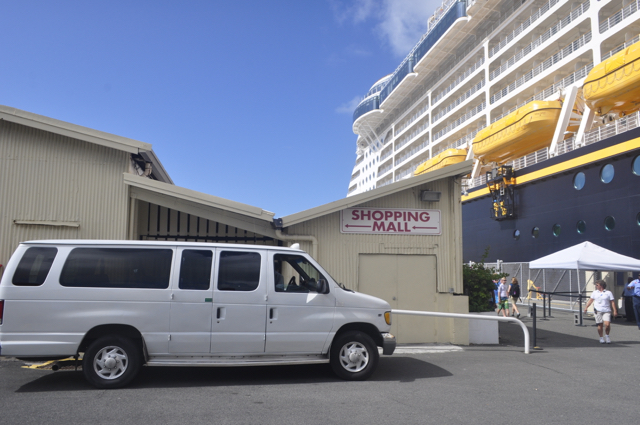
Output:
83,335,141,389
330,331,379,381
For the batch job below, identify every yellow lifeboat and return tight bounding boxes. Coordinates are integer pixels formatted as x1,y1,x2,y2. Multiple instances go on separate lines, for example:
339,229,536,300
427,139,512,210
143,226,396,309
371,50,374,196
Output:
583,40,640,116
472,100,563,164
414,148,467,176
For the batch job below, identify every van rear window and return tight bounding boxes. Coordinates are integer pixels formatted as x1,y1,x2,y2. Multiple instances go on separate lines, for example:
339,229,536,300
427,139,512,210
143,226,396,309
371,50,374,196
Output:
12,247,58,286
60,248,173,289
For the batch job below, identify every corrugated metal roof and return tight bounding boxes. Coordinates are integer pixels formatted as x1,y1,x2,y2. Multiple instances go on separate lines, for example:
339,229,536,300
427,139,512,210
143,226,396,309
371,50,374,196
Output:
0,104,152,154
281,160,473,226
123,174,275,222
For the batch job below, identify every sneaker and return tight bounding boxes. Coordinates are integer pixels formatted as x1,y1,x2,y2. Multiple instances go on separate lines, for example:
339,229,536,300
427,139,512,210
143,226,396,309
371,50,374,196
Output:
599,337,605,344
517,313,521,318
605,335,611,344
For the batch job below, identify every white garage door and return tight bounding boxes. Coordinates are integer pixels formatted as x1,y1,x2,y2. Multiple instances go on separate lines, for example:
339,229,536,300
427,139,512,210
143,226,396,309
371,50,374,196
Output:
358,254,437,343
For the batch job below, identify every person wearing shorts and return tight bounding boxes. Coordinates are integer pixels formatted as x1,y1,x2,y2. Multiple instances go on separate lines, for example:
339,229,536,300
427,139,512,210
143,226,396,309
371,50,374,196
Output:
496,277,509,317
584,280,617,344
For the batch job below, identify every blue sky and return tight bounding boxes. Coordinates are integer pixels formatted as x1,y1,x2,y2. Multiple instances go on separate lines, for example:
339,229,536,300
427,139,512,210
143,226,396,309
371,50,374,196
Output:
1,0,439,216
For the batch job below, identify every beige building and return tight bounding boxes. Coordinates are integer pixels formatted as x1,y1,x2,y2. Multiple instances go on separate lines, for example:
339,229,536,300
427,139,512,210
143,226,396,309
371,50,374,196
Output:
1,105,472,344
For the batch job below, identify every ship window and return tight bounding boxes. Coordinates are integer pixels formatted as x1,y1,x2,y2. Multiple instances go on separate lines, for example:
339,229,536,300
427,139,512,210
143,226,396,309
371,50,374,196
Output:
577,220,587,234
552,224,561,237
532,227,540,238
573,172,586,190
513,230,520,240
600,164,614,183
604,216,616,231
637,213,640,226
633,156,640,175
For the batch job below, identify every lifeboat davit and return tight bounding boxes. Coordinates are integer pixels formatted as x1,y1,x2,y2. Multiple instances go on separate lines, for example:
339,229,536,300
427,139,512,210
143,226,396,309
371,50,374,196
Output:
414,148,467,176
583,40,640,117
472,100,562,164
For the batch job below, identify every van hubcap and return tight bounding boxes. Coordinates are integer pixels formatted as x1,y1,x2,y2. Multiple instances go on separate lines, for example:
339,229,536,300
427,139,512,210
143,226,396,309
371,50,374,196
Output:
339,342,369,373
93,346,128,380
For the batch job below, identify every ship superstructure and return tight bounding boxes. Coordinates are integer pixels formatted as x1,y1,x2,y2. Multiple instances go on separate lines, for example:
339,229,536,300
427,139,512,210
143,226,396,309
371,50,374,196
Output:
347,0,640,197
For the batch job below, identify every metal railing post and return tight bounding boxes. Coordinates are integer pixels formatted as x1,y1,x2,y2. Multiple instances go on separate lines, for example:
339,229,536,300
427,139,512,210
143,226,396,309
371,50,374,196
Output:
532,302,537,348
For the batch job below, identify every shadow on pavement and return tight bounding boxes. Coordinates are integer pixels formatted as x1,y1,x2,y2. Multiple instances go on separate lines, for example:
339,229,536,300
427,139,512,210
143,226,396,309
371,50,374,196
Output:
15,357,451,392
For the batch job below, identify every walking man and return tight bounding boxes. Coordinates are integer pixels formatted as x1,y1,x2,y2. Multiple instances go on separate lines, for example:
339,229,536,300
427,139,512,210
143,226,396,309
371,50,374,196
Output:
584,280,617,344
627,274,640,330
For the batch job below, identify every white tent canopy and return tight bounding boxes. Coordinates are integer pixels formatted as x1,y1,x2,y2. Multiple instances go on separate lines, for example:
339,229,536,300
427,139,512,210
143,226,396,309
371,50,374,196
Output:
529,241,640,271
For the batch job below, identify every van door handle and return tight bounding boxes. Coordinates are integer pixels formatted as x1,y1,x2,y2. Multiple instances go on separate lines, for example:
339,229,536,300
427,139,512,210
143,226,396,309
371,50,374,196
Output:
269,308,275,320
217,308,222,319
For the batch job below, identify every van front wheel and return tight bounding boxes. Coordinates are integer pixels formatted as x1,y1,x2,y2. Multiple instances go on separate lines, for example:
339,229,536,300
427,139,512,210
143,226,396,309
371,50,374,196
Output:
330,331,379,381
83,335,141,389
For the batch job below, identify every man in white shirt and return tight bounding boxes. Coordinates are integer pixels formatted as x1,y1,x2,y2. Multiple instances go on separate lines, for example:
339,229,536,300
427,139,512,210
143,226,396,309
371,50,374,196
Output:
584,280,617,344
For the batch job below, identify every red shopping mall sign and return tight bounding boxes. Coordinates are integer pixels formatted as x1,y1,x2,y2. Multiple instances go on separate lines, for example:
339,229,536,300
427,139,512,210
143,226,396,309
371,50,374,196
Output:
340,208,441,235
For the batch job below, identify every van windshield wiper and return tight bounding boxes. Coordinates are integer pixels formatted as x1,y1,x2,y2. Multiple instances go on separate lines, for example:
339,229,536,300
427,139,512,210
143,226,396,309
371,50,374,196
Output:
338,282,354,293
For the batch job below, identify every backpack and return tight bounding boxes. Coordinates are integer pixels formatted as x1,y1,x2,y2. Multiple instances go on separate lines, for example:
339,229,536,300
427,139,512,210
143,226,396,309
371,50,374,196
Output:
510,284,520,298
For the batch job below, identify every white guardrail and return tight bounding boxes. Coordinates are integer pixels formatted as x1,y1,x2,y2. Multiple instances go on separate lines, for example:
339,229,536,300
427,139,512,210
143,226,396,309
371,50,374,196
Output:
392,309,531,354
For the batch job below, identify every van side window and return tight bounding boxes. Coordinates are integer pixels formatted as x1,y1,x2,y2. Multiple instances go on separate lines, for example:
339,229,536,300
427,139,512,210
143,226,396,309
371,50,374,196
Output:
60,248,173,289
12,247,58,286
274,254,326,293
179,250,212,290
217,251,260,291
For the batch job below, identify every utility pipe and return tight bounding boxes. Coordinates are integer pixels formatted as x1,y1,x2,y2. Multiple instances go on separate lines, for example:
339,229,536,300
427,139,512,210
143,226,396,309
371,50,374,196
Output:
392,309,530,354
275,230,318,259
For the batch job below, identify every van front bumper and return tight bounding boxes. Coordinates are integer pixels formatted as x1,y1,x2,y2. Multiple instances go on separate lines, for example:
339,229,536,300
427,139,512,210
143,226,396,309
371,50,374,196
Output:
381,333,396,355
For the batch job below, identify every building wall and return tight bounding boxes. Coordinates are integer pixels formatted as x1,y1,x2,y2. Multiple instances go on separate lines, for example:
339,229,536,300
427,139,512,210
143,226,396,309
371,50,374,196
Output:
0,120,131,267
284,176,469,344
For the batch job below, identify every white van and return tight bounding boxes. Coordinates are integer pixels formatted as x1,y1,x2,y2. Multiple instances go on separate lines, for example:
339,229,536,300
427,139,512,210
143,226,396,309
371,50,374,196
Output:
0,240,395,388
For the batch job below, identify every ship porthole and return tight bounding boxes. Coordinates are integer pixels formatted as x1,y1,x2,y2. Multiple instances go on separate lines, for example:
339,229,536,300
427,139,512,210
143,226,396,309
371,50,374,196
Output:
577,220,587,234
573,172,586,190
604,216,616,231
600,164,615,184
637,213,640,226
514,230,520,240
552,224,561,237
633,156,640,175
532,227,540,238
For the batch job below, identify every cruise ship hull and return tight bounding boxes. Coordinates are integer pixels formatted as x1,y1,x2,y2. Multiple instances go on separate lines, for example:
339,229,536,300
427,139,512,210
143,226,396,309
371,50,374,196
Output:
462,126,640,262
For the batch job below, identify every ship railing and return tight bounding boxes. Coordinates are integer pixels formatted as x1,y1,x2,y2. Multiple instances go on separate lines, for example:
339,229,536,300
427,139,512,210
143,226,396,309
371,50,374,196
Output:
395,139,430,167
376,177,394,189
601,35,640,61
379,148,394,162
395,161,425,181
347,184,358,195
434,102,486,141
490,32,592,105
489,0,562,58
432,79,485,124
581,112,640,146
349,170,361,182
489,0,590,81
463,110,640,191
433,130,478,156
491,63,593,123
432,57,485,106
600,0,640,34
395,122,430,152
395,103,430,136
378,163,393,177
355,156,364,166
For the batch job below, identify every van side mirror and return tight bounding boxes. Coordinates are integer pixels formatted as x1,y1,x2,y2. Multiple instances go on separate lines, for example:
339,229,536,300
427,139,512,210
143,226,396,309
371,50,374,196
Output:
317,278,329,294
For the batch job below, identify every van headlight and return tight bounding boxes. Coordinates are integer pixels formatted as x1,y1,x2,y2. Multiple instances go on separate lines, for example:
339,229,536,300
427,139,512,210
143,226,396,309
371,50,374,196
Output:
384,311,392,325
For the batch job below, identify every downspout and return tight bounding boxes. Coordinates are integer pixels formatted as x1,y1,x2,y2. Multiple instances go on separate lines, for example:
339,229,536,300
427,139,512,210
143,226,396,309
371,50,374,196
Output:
273,222,318,259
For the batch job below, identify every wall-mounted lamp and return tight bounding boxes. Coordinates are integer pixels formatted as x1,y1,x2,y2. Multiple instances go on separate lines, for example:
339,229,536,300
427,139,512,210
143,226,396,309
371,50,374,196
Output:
420,190,441,202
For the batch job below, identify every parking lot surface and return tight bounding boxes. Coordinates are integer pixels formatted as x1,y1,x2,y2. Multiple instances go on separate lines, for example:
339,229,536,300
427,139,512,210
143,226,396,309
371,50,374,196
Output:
1,309,638,425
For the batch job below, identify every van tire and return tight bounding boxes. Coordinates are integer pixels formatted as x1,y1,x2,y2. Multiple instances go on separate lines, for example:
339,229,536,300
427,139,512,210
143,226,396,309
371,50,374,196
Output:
330,331,379,381
83,335,141,389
